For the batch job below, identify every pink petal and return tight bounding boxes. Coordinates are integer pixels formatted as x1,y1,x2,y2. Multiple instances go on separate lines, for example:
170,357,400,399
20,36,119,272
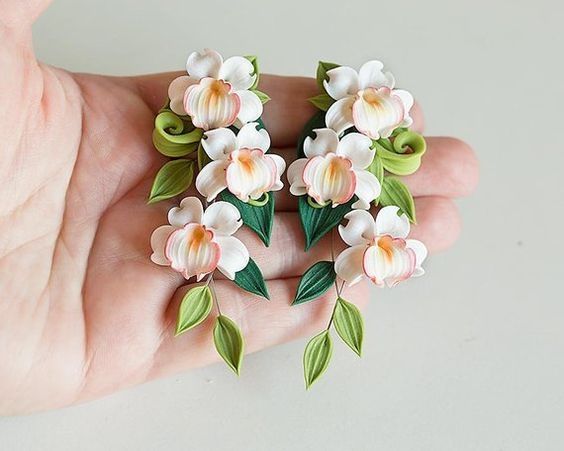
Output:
303,154,356,206
185,78,241,130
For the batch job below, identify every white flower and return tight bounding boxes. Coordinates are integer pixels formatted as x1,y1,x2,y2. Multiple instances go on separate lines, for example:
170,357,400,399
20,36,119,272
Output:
324,61,414,140
150,197,249,281
334,206,427,287
287,128,380,209
167,49,262,130
195,123,286,203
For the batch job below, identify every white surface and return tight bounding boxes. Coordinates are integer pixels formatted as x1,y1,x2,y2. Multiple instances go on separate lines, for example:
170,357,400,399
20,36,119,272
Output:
2,0,564,449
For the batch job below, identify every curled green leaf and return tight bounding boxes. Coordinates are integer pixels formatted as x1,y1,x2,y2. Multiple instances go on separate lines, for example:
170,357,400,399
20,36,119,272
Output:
153,111,202,157
303,330,333,389
213,315,245,375
333,297,364,356
379,177,416,223
148,159,195,204
375,131,426,176
175,285,213,336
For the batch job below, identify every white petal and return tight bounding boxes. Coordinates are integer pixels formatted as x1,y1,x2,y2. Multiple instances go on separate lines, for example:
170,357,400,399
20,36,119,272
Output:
362,238,416,287
352,170,381,210
225,149,277,202
168,75,196,115
186,49,222,79
236,122,270,151
219,56,256,91
352,87,406,140
336,132,374,169
323,66,359,100
325,97,355,135
195,160,229,201
287,158,308,196
406,239,428,274
168,197,203,228
202,201,242,236
338,210,376,247
303,154,356,206
303,128,339,158
335,245,366,287
358,60,395,90
203,128,237,161
185,79,240,130
236,90,263,124
150,225,175,265
375,206,410,239
216,236,250,280
268,154,286,191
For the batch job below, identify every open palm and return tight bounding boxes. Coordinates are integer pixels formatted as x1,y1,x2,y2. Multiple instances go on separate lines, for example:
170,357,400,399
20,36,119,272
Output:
0,2,478,414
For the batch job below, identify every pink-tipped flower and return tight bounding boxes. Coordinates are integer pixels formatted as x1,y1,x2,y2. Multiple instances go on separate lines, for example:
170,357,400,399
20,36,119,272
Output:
324,61,414,139
287,128,380,209
335,207,427,287
195,123,285,203
167,49,262,130
150,197,249,281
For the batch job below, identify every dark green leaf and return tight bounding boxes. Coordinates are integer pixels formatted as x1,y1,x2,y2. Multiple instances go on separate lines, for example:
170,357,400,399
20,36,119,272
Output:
251,89,270,104
333,297,364,356
308,93,334,111
293,261,336,305
175,285,213,336
379,177,417,223
220,190,275,246
148,159,195,204
244,55,260,90
233,258,269,299
213,315,244,375
303,330,333,389
316,61,340,92
297,111,327,158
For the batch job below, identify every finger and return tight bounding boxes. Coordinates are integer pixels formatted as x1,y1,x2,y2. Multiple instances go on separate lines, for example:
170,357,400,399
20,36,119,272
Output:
147,276,370,380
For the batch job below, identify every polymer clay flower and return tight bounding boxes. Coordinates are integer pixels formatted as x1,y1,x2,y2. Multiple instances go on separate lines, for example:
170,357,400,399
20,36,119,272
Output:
335,206,427,287
195,122,285,203
287,128,380,209
150,197,249,281
167,49,262,130
324,61,414,139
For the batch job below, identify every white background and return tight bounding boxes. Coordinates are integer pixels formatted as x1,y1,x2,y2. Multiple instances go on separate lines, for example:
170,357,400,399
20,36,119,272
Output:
1,0,563,449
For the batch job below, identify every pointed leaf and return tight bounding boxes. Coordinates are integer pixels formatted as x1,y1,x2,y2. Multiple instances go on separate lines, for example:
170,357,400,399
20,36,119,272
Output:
233,258,269,299
244,55,260,90
303,330,333,389
316,61,340,92
175,285,213,336
308,93,334,111
333,297,364,356
213,315,245,375
251,89,270,104
368,152,384,183
297,111,327,158
293,261,336,305
148,159,195,204
379,177,416,223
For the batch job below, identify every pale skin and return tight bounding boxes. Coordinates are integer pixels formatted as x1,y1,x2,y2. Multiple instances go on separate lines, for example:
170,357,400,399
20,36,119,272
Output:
0,1,479,415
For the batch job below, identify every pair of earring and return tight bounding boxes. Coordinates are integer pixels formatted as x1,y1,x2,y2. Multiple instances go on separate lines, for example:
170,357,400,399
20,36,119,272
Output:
148,49,428,387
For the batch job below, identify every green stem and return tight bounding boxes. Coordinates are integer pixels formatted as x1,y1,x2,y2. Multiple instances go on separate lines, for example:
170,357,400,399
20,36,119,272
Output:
248,192,270,207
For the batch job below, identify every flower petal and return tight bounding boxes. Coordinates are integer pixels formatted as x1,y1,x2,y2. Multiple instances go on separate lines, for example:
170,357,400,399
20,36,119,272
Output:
287,158,308,196
352,170,381,210
336,132,374,169
335,245,366,287
185,79,241,130
375,206,410,239
325,96,355,135
202,201,242,236
338,209,376,247
219,56,256,91
323,66,359,100
216,236,250,280
236,122,270,151
406,239,428,276
168,197,204,228
236,90,263,124
303,128,339,158
362,237,416,287
150,225,175,265
225,149,276,201
358,60,395,90
267,154,286,191
352,87,406,140
303,154,356,207
186,49,222,79
195,160,229,201
202,127,237,161
393,89,414,128
168,76,196,115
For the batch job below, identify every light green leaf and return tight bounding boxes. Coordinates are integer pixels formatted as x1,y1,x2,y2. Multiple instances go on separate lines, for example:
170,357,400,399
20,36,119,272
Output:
333,297,364,356
152,111,202,157
244,55,260,90
308,93,334,111
175,285,213,336
148,159,195,204
251,89,270,104
213,315,245,375
379,177,417,223
303,330,333,389
375,131,426,176
197,141,212,171
368,152,384,184
293,261,336,305
233,258,269,299
316,61,340,92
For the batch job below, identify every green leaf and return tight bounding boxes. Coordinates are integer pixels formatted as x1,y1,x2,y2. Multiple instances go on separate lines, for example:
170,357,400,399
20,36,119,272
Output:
308,93,334,111
148,159,195,204
251,89,270,104
152,111,202,157
197,141,211,171
233,258,269,299
220,190,275,246
213,315,244,375
298,196,353,250
367,152,384,184
244,55,260,90
175,285,213,336
303,330,333,389
316,61,340,92
297,111,327,158
379,177,417,223
293,261,336,305
333,297,364,356
375,131,426,176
